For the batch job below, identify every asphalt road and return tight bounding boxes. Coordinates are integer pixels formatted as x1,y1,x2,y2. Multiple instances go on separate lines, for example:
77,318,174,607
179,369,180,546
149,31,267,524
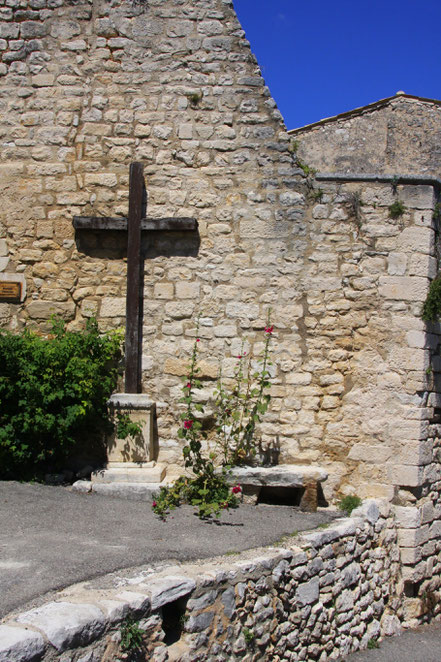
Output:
0,480,338,619
344,621,441,662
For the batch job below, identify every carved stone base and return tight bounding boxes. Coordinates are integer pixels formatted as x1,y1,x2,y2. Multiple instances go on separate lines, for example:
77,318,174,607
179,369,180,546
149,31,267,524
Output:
106,393,155,464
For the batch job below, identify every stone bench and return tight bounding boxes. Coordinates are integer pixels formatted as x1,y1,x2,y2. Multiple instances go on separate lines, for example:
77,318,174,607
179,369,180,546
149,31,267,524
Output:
225,465,328,512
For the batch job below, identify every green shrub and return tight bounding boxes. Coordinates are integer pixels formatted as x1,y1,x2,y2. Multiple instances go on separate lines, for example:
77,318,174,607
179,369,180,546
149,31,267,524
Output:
0,317,123,479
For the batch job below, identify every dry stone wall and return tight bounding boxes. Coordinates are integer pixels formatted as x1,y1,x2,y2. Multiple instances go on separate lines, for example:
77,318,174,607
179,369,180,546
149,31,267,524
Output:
0,500,405,662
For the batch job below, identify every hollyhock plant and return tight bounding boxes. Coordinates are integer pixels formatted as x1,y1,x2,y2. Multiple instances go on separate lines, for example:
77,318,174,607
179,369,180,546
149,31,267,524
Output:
152,312,274,521
214,311,274,466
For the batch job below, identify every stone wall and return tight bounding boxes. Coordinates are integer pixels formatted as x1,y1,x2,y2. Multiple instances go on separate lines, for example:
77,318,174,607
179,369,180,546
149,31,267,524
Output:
1,0,441,504
1,0,441,646
290,94,441,177
396,345,441,624
296,179,438,501
0,0,306,471
0,500,407,662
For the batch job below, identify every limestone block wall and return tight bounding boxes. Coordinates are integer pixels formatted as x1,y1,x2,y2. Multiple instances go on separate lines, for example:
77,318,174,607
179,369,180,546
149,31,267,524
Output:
143,178,439,503
290,94,441,178
395,320,441,623
0,500,406,662
0,0,305,467
0,0,303,333
294,179,438,502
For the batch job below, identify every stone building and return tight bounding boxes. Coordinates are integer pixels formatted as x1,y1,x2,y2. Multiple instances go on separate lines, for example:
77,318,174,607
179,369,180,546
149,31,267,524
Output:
0,0,440,618
289,92,441,177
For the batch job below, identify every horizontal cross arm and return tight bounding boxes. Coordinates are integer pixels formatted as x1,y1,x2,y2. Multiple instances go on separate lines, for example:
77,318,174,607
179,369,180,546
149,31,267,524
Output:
73,216,197,232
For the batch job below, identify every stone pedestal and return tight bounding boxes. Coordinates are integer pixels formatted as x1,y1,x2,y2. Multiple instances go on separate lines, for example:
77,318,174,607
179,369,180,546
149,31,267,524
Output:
92,393,166,485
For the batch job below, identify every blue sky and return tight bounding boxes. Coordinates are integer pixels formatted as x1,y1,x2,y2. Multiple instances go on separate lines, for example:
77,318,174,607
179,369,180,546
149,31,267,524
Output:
233,0,441,130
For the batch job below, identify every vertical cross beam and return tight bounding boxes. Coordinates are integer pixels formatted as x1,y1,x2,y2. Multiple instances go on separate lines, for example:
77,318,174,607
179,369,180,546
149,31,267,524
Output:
125,162,144,393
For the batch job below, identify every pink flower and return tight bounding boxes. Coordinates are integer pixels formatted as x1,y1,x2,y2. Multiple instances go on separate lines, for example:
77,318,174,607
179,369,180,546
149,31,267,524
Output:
196,338,200,342
152,501,157,507
232,484,242,494
236,355,242,359
264,325,274,334
183,419,193,429
185,382,191,389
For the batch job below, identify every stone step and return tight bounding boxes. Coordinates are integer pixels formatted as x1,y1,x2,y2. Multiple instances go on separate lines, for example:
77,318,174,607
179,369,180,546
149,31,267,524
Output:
91,463,166,484
72,480,167,502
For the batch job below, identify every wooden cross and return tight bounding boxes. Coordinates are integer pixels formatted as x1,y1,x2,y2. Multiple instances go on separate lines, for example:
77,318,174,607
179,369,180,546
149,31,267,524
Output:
73,162,198,394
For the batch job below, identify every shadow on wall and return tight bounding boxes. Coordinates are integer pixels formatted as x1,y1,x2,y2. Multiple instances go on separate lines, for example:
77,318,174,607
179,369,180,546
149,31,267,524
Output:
75,229,201,260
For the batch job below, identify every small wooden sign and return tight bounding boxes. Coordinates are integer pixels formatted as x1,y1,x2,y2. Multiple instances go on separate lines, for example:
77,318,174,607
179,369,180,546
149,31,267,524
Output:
0,281,21,302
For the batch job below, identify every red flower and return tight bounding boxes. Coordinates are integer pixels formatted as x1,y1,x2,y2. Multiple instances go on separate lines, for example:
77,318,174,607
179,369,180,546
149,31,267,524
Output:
152,501,157,507
264,326,274,334
183,420,193,429
185,382,191,389
236,355,242,359
196,338,200,342
232,485,242,494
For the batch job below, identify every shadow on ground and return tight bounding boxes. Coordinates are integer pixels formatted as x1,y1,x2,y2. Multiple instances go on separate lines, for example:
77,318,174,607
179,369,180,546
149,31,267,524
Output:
0,481,338,619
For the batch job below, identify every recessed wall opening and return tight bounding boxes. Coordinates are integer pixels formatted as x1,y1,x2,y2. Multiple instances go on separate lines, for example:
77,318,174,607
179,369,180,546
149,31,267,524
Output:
257,486,304,506
429,407,441,424
161,596,188,646
256,484,328,508
317,483,328,507
404,580,419,598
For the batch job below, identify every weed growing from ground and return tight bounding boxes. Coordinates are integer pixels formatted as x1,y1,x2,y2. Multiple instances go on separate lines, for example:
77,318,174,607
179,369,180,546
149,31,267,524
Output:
367,637,379,649
120,615,144,653
338,495,362,515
